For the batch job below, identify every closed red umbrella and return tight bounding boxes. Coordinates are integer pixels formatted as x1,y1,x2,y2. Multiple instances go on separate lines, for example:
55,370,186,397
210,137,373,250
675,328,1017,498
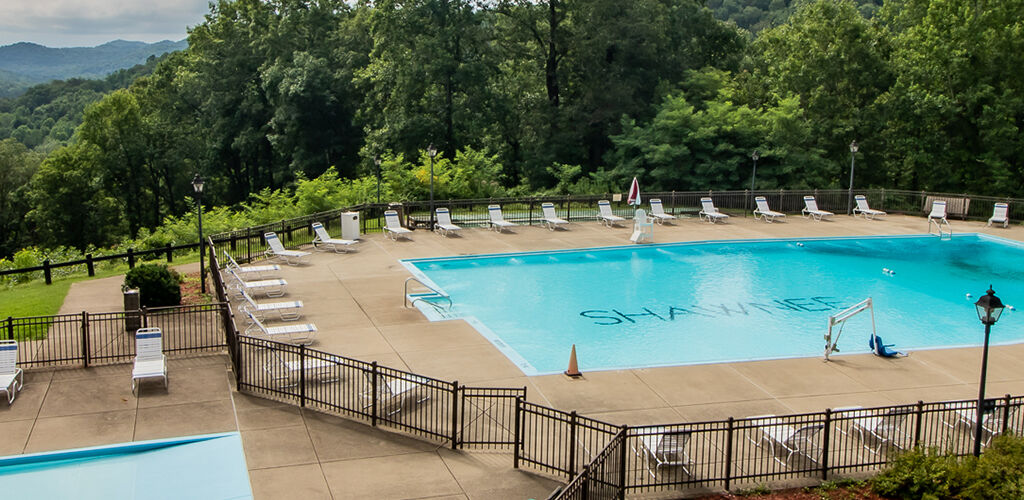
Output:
627,177,640,206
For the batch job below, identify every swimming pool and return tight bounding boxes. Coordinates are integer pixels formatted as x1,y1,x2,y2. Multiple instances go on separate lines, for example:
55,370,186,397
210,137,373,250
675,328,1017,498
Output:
0,433,252,499
403,234,1024,375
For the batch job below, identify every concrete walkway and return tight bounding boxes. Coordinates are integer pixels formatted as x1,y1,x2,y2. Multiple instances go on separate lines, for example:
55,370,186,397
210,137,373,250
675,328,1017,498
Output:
7,213,1024,499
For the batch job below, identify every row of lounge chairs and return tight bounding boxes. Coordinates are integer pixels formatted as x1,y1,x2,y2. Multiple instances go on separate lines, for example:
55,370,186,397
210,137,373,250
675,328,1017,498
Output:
222,251,319,346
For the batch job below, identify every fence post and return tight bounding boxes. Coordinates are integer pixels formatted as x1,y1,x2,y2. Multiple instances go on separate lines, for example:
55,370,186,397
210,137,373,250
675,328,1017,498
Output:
246,230,252,263
43,259,52,285
914,401,924,447
142,307,149,329
821,409,831,480
5,317,12,341
451,380,460,450
165,243,173,263
618,426,629,499
528,200,534,226
299,345,306,408
514,397,521,469
370,362,378,427
86,254,95,276
565,196,570,221
568,411,578,478
724,417,735,491
81,311,90,368
1002,394,1012,435
127,248,135,269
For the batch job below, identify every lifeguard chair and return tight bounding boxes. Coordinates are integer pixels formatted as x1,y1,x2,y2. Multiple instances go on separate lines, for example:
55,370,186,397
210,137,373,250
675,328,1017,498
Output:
630,209,654,244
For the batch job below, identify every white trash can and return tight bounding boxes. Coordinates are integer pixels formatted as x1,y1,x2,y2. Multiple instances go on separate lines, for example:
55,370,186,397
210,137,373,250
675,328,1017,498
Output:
341,212,360,240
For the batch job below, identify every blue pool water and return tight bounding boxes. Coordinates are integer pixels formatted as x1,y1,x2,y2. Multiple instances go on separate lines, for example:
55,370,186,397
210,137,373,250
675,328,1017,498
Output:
0,433,252,499
403,234,1024,375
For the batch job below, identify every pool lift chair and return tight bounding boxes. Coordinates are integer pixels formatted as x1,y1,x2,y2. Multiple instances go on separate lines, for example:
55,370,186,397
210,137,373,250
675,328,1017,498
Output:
132,328,167,396
264,231,312,265
0,340,24,405
311,222,358,253
634,426,693,478
869,334,906,358
597,200,626,227
487,205,519,232
648,199,678,224
824,298,875,361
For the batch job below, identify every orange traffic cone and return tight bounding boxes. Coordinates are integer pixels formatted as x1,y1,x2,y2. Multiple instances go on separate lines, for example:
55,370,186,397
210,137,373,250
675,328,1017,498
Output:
564,344,582,378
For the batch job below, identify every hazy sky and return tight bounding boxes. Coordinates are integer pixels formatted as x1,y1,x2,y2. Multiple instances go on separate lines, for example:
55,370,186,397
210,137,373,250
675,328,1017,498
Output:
0,0,210,47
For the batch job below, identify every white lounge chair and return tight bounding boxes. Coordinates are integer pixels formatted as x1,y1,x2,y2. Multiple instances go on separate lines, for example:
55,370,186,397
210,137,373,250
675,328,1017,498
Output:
597,200,625,227
648,199,677,224
223,250,280,279
264,350,341,388
0,340,24,405
364,372,431,416
944,401,1006,446
311,222,358,253
853,195,887,220
988,203,1009,228
487,205,518,232
801,196,833,221
433,208,462,236
747,415,823,466
753,196,786,223
244,310,317,345
841,407,910,454
384,210,413,240
635,426,692,478
132,327,167,395
540,202,569,230
698,197,729,224
264,232,311,265
239,289,303,322
225,267,287,298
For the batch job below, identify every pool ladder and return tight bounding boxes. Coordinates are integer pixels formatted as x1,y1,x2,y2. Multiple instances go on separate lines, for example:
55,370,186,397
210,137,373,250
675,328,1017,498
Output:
928,218,952,239
404,277,452,314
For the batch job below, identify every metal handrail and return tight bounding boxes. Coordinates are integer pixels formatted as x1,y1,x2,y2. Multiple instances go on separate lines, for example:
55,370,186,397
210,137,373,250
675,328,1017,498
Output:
404,276,452,312
929,218,953,238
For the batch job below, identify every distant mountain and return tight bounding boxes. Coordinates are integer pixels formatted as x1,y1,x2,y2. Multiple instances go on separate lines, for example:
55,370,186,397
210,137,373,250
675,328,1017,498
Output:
0,39,187,97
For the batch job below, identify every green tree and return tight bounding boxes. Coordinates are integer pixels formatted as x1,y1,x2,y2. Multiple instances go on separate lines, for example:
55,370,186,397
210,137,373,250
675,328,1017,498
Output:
0,139,43,257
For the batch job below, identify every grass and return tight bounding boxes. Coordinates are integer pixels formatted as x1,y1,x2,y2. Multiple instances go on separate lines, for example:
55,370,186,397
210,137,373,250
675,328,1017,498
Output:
0,254,202,319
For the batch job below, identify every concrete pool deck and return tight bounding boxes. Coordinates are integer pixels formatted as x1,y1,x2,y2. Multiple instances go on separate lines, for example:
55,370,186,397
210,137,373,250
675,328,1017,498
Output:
4,213,1024,499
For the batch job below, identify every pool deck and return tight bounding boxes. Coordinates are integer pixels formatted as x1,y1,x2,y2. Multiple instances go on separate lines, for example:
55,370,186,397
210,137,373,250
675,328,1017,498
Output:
4,213,1024,499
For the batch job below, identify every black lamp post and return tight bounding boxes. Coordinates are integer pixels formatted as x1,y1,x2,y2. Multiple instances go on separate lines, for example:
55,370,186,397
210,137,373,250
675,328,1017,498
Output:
427,144,437,229
973,285,1004,456
747,150,760,217
374,155,382,204
847,140,859,215
191,174,206,294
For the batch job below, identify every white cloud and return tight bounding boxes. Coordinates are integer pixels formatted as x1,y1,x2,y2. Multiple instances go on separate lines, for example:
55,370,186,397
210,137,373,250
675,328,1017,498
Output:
0,0,210,47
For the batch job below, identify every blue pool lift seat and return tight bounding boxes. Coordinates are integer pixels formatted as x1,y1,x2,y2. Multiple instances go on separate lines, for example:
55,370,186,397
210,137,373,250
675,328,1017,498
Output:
869,334,905,358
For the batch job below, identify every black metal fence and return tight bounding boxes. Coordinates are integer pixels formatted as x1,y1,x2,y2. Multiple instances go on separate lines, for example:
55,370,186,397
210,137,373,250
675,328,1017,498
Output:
544,397,1024,499
3,303,229,368
0,242,199,285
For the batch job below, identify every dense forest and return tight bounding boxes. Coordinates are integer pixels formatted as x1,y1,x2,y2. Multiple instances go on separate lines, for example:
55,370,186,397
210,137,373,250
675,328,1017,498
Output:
0,0,1022,262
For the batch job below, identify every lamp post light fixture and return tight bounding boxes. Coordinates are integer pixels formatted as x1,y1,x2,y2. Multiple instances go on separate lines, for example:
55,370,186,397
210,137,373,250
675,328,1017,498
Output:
374,155,382,204
973,285,1004,457
747,150,760,217
847,140,859,215
427,144,437,229
191,173,206,294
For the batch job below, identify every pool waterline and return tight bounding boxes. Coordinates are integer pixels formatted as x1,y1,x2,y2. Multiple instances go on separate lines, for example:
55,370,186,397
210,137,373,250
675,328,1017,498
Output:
402,233,1024,376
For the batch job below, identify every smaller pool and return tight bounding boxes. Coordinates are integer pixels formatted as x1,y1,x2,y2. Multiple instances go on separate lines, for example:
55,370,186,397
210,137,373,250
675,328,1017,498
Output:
0,432,253,499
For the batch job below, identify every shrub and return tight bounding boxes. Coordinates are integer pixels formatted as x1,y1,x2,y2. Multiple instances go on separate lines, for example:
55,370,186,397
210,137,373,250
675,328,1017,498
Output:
122,264,181,307
872,434,1024,500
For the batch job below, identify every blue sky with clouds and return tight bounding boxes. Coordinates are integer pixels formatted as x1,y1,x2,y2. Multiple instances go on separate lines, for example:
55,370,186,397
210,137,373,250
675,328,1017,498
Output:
0,0,210,47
